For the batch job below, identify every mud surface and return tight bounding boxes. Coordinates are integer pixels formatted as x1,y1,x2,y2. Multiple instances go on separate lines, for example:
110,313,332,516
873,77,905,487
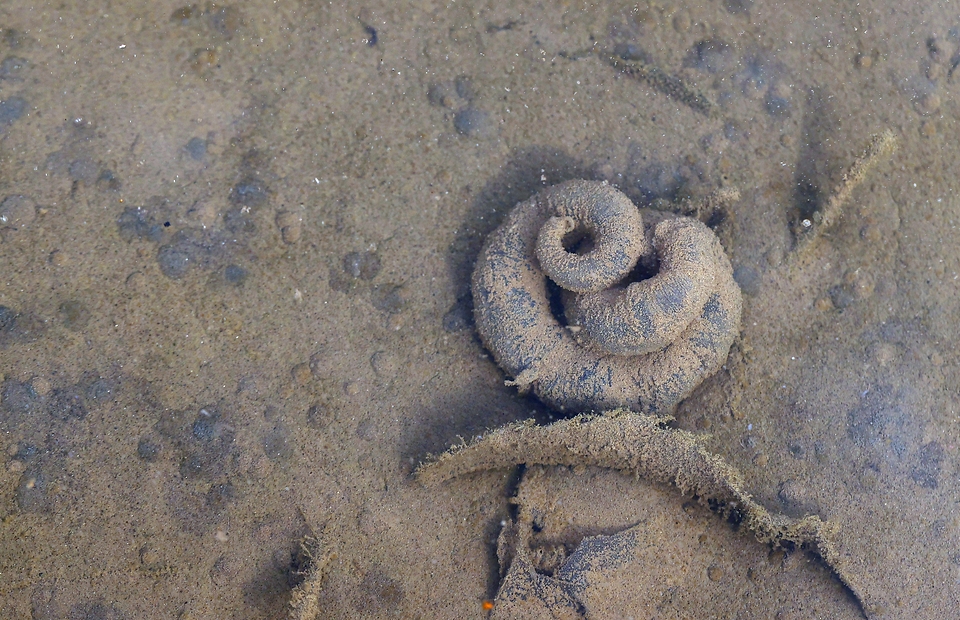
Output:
0,1,957,618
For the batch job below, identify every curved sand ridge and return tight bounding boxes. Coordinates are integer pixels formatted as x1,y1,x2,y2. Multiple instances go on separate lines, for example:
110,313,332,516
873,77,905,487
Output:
472,180,742,414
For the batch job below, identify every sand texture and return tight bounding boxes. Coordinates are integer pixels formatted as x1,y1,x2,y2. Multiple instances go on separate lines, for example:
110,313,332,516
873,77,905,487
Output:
0,1,958,618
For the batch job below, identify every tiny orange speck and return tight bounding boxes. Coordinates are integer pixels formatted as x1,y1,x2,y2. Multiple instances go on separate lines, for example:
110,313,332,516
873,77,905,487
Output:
482,600,494,610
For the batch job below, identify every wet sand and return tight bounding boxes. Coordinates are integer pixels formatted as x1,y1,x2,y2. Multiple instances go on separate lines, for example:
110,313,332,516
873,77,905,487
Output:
0,1,958,618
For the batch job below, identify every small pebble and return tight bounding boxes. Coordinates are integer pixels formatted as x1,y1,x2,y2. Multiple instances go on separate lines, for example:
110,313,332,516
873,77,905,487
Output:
344,381,360,396
0,96,26,124
919,120,937,138
343,250,381,280
137,436,161,461
707,565,724,582
828,284,855,309
427,81,456,108
370,350,398,378
262,424,293,462
275,210,302,244
855,53,872,69
59,300,89,330
0,56,26,80
453,107,492,137
224,264,247,285
185,137,207,160
230,180,268,207
723,0,753,14
672,9,691,32
372,283,405,313
0,195,35,228
777,479,816,515
455,75,477,101
291,362,312,386
814,296,833,312
306,403,331,428
686,39,735,75
732,265,761,297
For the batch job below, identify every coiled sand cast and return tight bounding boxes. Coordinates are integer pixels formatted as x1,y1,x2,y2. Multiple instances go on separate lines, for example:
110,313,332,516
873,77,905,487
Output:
471,179,742,414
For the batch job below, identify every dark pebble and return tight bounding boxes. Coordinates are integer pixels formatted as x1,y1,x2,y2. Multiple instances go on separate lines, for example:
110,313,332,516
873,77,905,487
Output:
1,379,40,415
48,388,87,420
96,169,121,191
911,441,944,489
223,206,256,234
224,263,247,284
427,81,456,108
455,75,477,101
206,6,242,38
723,0,753,14
156,229,226,279
179,454,205,478
685,39,735,75
372,284,405,314
0,96,26,124
117,206,164,243
192,415,217,441
828,284,856,309
230,180,268,207
453,107,492,137
0,194,35,228
0,56,26,80
765,91,791,117
14,443,38,461
185,137,207,160
306,403,331,428
262,424,293,462
723,120,745,142
82,373,117,402
732,265,761,296
0,305,16,332
67,601,125,620
137,436,161,461
343,250,381,280
156,243,193,278
59,300,89,330
634,162,686,202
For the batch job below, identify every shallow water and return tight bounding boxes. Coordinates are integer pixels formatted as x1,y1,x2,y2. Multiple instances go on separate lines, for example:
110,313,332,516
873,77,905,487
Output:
0,1,957,618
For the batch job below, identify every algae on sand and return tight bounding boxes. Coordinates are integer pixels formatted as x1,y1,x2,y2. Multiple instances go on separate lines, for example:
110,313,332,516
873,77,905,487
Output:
417,409,872,612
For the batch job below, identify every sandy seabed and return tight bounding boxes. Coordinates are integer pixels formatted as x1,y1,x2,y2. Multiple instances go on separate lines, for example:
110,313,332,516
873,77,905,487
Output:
0,1,958,618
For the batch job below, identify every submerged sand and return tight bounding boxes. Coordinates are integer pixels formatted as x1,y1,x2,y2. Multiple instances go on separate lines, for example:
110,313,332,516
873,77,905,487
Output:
0,1,958,618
